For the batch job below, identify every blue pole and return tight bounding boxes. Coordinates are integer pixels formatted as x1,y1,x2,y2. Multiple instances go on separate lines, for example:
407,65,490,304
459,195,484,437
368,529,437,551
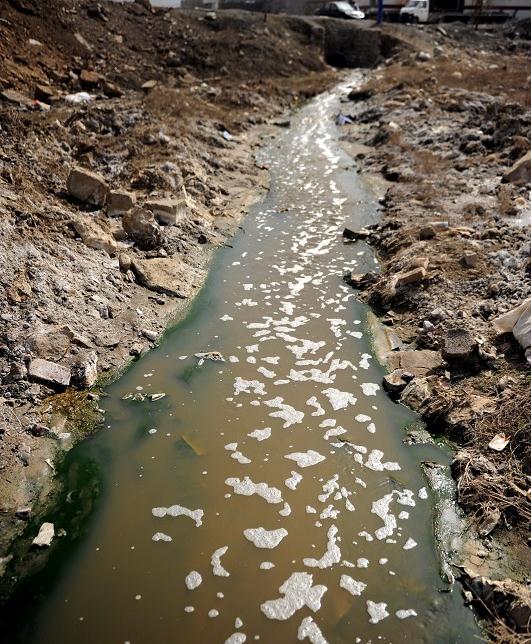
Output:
377,0,384,23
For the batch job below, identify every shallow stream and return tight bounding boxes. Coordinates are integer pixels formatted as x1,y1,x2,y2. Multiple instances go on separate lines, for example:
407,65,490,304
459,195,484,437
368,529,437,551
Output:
3,77,480,644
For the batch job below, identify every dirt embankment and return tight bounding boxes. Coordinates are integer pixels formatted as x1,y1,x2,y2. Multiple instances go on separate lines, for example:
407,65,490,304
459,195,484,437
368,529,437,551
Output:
339,21,531,640
0,0,341,577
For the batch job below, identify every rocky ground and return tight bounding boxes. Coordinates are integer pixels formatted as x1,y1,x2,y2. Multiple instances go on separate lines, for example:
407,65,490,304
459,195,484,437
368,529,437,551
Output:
0,0,530,638
0,0,337,576
339,20,531,640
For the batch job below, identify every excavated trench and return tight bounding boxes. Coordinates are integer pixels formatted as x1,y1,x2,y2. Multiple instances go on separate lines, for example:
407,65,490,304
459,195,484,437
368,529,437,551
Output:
0,77,481,644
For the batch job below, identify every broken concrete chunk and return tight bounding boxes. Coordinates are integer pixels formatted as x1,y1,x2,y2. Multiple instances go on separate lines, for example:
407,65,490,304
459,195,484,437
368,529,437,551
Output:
67,166,109,206
71,217,117,254
122,207,163,250
28,358,71,388
400,377,431,409
502,150,531,185
393,266,427,289
107,190,136,216
32,522,55,548
145,196,190,226
382,369,414,395
442,329,478,362
131,256,199,298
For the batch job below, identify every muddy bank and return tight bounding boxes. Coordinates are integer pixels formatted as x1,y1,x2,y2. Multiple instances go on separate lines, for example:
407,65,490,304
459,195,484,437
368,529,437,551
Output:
337,22,530,639
0,0,348,577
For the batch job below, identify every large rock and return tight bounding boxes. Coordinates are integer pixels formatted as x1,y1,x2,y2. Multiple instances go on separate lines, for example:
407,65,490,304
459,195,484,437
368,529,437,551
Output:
145,196,190,226
32,522,55,548
122,207,163,250
107,190,136,216
71,351,98,388
442,328,478,361
28,358,71,387
400,377,431,409
71,217,117,255
387,349,444,376
131,256,198,297
67,166,109,206
502,150,531,185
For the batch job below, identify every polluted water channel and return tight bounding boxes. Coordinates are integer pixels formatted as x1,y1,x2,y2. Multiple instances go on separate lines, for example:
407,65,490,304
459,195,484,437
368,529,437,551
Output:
3,77,481,644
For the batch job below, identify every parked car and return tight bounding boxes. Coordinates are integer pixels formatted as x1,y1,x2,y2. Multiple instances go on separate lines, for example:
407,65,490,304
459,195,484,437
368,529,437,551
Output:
315,2,365,19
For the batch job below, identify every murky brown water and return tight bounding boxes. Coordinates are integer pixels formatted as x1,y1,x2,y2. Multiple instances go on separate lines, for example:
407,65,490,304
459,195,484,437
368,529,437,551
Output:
5,78,481,644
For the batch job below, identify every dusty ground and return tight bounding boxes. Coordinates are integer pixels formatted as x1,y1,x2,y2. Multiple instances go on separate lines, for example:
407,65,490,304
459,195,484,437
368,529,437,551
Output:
0,0,338,575
339,20,531,640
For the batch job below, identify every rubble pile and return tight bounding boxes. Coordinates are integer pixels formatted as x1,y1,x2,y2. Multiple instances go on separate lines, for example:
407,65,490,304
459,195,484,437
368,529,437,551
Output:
341,23,530,637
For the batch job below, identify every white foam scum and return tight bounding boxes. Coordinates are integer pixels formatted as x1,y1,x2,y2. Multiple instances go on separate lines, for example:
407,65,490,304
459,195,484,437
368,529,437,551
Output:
303,525,341,569
211,546,230,577
297,616,328,643
152,504,203,527
285,450,325,468
339,574,367,596
225,477,283,504
261,572,327,620
366,600,389,624
185,570,202,590
244,527,288,549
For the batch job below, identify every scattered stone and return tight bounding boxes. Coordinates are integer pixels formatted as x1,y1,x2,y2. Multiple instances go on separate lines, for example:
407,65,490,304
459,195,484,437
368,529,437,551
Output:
67,166,109,206
79,70,100,89
122,207,163,249
71,351,98,388
71,217,117,254
118,253,132,273
142,329,158,342
463,251,479,268
345,271,378,290
416,51,431,62
107,190,136,216
502,150,531,185
419,225,436,240
382,369,414,395
34,84,55,103
400,377,431,409
131,256,197,297
145,196,190,226
32,522,54,548
28,358,71,388
342,227,370,241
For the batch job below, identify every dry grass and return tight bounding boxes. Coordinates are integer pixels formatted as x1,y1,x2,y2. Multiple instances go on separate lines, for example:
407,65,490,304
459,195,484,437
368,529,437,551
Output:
458,390,531,527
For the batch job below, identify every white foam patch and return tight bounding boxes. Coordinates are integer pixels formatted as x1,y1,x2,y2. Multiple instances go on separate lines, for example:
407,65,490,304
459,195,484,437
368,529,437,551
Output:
403,538,417,550
279,502,292,516
225,634,246,644
285,471,303,490
258,366,276,379
152,505,203,527
304,525,341,569
365,450,400,472
306,396,325,416
297,616,328,643
418,487,428,499
285,450,325,468
225,477,283,504
211,546,230,577
261,572,327,620
185,571,202,590
260,561,275,570
264,397,304,428
361,383,380,396
322,388,356,410
340,574,367,596
234,377,266,396
396,609,418,619
152,532,172,542
244,527,288,549
366,601,389,624
248,427,272,441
